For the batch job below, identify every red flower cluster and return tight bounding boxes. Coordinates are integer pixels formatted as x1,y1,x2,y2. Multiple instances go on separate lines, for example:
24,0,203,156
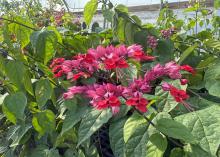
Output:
50,54,98,81
50,44,155,80
162,82,189,102
60,56,195,114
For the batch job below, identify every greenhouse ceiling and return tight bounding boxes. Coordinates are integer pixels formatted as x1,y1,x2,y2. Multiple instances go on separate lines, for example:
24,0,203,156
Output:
40,0,189,8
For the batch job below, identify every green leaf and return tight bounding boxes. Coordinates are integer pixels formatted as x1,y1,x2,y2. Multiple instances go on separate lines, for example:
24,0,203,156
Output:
28,145,61,157
84,0,98,26
10,124,32,147
124,112,148,157
0,55,6,75
184,144,212,157
55,128,77,147
47,26,62,43
169,148,185,157
8,16,33,48
32,110,56,137
204,60,220,97
109,118,126,157
30,29,57,64
179,44,198,64
3,92,27,124
146,133,167,157
35,79,53,109
214,0,220,9
102,9,114,22
175,105,220,156
115,4,129,13
64,149,77,157
5,60,25,90
205,39,220,50
29,145,49,157
123,112,146,143
23,70,34,96
124,22,136,44
156,118,196,143
116,17,126,42
61,105,89,135
155,39,174,63
46,148,61,157
77,109,112,146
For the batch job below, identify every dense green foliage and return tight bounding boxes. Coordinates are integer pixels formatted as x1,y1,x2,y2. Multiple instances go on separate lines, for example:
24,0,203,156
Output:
0,0,220,157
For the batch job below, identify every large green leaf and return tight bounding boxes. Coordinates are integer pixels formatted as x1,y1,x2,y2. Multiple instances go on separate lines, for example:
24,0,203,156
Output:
155,80,187,112
77,109,112,146
116,17,126,42
155,39,174,63
124,112,148,157
169,148,185,157
30,29,57,64
204,60,220,97
109,118,126,157
32,110,56,137
175,105,220,156
123,112,146,143
184,144,212,157
214,0,220,9
28,145,61,157
84,0,98,26
35,79,53,109
23,70,34,96
146,133,167,157
5,60,25,90
3,92,27,124
10,124,32,147
179,44,198,64
8,16,33,48
156,118,196,143
61,105,89,135
205,39,220,50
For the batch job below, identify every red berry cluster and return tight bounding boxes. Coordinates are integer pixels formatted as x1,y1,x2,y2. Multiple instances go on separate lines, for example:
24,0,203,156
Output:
160,27,176,39
147,36,158,49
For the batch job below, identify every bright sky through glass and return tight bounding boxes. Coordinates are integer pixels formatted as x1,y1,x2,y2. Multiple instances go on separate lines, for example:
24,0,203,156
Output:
64,0,188,8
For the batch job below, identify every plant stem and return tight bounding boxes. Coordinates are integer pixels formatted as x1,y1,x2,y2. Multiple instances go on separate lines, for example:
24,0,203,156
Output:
0,17,37,31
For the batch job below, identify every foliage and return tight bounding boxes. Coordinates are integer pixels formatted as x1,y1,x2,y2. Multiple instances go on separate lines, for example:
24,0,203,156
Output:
0,0,220,157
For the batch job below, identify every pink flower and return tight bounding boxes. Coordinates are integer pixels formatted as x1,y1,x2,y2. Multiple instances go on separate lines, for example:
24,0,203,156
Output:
164,61,182,79
104,56,129,70
115,45,128,56
86,83,123,110
161,82,171,91
180,79,188,85
111,106,120,115
127,44,155,61
73,72,90,80
126,92,148,112
144,64,165,82
161,83,189,103
87,45,106,60
50,58,65,68
123,78,151,97
180,65,196,75
63,86,87,99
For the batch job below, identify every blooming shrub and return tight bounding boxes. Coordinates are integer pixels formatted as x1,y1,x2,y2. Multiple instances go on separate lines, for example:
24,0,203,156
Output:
0,0,220,157
51,44,195,114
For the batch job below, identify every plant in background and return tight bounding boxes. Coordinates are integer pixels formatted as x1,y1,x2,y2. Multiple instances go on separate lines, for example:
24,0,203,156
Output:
0,0,220,157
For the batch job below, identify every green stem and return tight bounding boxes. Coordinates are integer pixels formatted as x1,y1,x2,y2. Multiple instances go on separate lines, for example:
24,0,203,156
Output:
0,17,37,31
